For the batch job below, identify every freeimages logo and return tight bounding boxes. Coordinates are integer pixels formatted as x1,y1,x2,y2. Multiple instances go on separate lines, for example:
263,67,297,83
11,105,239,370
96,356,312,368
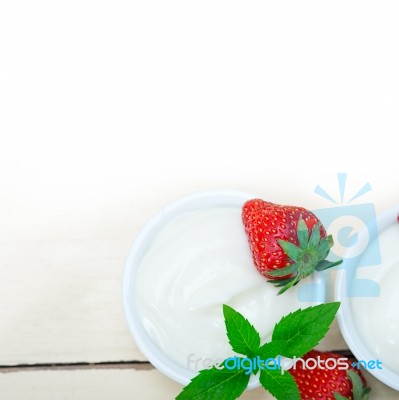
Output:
311,173,381,298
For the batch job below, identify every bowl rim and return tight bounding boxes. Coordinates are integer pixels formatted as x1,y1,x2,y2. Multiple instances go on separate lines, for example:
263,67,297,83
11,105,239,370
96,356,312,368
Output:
122,189,326,389
335,204,399,391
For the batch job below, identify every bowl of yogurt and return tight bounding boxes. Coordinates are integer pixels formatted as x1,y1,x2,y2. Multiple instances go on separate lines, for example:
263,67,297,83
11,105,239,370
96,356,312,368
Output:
335,205,399,391
123,190,325,389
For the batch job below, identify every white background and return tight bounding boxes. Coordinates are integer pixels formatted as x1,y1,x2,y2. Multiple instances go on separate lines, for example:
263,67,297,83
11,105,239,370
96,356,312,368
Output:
1,1,399,399
1,0,398,236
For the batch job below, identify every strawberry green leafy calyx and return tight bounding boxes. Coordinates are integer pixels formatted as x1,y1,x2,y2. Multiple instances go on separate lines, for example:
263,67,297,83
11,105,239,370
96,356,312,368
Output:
270,216,342,294
334,370,371,400
242,199,342,294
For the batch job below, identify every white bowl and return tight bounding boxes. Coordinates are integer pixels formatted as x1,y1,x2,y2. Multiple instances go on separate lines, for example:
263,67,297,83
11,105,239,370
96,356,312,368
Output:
335,205,399,391
123,190,326,388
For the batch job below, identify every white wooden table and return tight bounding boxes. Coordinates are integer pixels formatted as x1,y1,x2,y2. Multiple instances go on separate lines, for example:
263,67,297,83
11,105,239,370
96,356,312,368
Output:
1,1,399,398
1,198,399,399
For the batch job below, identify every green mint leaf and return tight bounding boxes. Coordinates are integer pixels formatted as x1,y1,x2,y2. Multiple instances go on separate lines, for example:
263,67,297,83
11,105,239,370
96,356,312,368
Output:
271,302,340,358
258,340,287,359
259,368,300,400
223,304,260,356
176,364,249,400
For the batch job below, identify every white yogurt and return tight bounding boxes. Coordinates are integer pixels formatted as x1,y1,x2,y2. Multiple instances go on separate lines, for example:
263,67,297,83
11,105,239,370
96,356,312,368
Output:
135,206,313,369
351,223,399,374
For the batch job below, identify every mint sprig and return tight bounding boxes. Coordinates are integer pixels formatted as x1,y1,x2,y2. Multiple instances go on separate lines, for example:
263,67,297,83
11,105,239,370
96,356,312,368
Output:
270,302,340,358
176,302,340,400
223,304,260,356
176,364,249,400
259,368,299,400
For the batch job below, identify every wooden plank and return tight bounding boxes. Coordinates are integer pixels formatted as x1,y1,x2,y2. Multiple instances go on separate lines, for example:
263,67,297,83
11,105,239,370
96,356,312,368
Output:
0,237,146,364
0,368,398,400
0,233,348,366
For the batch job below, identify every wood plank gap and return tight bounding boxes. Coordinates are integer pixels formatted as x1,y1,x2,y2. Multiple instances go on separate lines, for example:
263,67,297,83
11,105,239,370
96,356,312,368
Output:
0,350,354,374
0,361,154,373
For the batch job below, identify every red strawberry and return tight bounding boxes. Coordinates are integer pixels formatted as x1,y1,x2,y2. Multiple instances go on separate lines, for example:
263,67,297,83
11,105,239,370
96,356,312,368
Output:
242,199,341,294
289,350,370,400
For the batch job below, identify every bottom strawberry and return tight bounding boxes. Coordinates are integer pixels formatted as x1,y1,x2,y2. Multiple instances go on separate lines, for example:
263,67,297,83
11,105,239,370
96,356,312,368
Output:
288,350,370,400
